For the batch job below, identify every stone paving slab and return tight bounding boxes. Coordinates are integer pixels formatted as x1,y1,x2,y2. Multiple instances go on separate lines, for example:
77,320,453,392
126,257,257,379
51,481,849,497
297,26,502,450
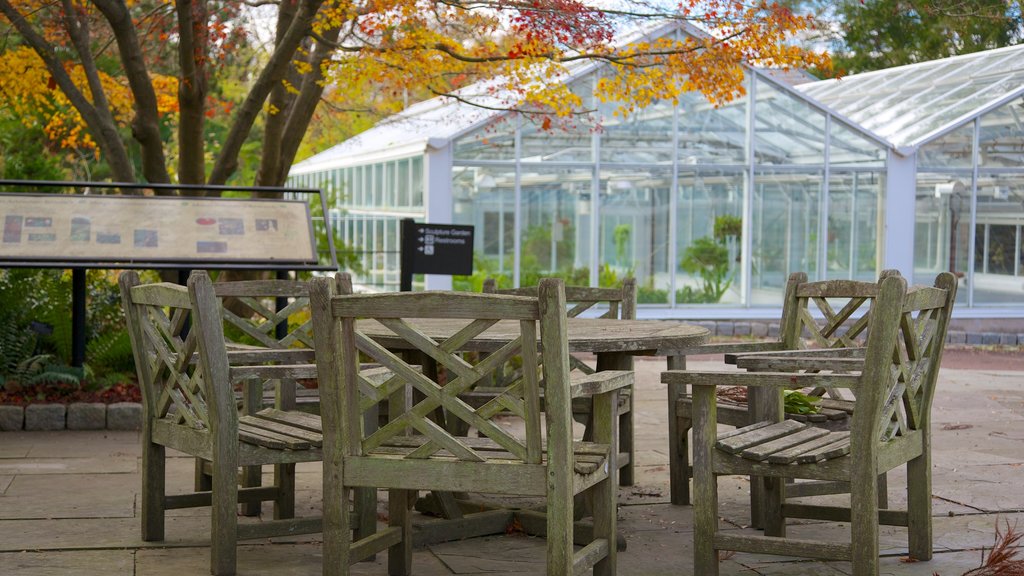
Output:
0,473,137,520
0,456,136,476
0,549,135,576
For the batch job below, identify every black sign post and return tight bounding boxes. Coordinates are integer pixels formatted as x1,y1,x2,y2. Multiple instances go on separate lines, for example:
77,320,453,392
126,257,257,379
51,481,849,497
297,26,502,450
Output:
400,218,474,291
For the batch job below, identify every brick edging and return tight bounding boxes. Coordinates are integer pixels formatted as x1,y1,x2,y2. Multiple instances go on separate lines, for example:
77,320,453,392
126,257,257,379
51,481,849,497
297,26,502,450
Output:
0,402,142,432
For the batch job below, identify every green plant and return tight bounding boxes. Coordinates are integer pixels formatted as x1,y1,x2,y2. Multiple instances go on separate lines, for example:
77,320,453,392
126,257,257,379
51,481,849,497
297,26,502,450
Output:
783,389,820,415
613,224,631,265
680,236,732,302
713,214,742,241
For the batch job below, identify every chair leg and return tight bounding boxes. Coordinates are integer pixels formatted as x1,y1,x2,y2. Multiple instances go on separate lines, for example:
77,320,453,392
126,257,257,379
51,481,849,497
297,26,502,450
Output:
593,390,619,576
141,440,166,541
619,397,634,486
388,489,412,576
877,472,889,510
195,457,212,491
667,359,691,505
241,465,261,516
850,465,879,576
322,469,350,575
906,452,933,560
692,385,719,576
670,413,692,505
762,477,785,537
211,458,239,576
274,463,295,520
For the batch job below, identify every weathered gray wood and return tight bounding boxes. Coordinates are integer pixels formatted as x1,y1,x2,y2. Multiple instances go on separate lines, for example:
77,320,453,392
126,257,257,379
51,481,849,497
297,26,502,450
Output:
119,271,341,576
766,431,850,464
715,420,807,454
663,371,860,390
680,272,956,576
411,510,512,547
311,276,625,575
714,533,852,560
740,426,831,461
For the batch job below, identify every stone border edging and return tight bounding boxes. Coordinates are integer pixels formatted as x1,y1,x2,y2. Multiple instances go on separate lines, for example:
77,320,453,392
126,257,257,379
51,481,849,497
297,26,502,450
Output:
0,402,142,432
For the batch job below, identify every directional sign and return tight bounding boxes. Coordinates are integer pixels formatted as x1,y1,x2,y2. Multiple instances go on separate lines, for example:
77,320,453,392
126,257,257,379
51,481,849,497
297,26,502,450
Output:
400,220,474,289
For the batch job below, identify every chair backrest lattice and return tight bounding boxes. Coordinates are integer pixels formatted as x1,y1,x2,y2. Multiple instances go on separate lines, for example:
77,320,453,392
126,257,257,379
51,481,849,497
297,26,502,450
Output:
484,278,637,320
120,273,214,431
796,274,957,450
213,280,316,350
782,272,905,352
484,277,636,376
875,273,956,443
313,280,573,466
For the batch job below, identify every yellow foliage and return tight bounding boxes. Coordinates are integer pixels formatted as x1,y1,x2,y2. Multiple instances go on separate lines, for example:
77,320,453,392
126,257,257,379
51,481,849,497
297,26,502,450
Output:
0,46,178,152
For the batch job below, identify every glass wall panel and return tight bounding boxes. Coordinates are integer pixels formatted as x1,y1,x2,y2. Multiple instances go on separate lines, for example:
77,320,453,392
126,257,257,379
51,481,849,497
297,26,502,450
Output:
518,166,593,285
751,171,823,303
598,168,672,302
452,165,517,284
754,79,826,165
973,171,1024,304
979,99,1024,168
918,123,974,169
830,121,885,167
914,172,970,304
677,84,748,165
827,171,883,280
599,99,675,164
677,170,745,305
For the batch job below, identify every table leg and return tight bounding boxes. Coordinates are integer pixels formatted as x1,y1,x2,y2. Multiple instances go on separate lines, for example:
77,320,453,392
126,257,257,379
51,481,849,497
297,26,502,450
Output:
596,352,634,486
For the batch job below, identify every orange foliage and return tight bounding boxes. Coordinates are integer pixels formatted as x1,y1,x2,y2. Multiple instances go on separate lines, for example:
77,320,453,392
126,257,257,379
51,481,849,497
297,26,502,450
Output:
317,0,830,121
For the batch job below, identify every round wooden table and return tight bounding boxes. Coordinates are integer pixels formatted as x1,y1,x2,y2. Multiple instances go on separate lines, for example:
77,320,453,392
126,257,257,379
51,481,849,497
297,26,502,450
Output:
357,317,709,365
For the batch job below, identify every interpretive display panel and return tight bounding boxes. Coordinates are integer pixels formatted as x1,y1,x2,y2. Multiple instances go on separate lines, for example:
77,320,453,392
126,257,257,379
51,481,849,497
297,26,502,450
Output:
0,193,317,265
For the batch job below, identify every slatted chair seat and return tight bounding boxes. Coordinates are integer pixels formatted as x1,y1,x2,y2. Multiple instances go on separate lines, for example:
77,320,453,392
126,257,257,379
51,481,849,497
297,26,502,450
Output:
363,435,611,475
716,420,851,463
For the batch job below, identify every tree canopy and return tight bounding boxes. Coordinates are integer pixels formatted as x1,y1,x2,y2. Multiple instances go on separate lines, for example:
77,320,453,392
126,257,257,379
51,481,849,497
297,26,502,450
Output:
794,0,1024,75
0,0,830,187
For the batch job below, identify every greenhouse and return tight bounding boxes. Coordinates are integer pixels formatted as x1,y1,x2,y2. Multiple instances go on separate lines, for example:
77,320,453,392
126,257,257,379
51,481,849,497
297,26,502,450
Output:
289,24,1024,317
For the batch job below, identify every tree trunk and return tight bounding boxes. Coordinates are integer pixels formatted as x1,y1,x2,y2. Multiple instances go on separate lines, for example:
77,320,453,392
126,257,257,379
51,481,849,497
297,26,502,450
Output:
175,0,209,188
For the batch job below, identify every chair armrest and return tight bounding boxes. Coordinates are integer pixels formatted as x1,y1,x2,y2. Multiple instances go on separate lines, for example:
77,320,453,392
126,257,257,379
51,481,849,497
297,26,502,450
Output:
734,356,864,372
227,348,316,365
661,370,859,390
661,341,784,357
724,346,864,364
232,364,317,381
569,370,633,397
231,363,395,384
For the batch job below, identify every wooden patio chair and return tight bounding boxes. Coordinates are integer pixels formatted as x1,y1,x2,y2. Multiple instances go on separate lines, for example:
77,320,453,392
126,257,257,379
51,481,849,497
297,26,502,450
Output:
119,271,378,575
666,270,901,508
310,277,632,575
663,272,956,575
483,277,639,485
193,278,324,519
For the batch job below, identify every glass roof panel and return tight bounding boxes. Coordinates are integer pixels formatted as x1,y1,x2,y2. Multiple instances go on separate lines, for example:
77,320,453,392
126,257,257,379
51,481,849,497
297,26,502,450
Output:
831,120,885,167
797,45,1024,148
677,78,749,165
755,78,826,165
